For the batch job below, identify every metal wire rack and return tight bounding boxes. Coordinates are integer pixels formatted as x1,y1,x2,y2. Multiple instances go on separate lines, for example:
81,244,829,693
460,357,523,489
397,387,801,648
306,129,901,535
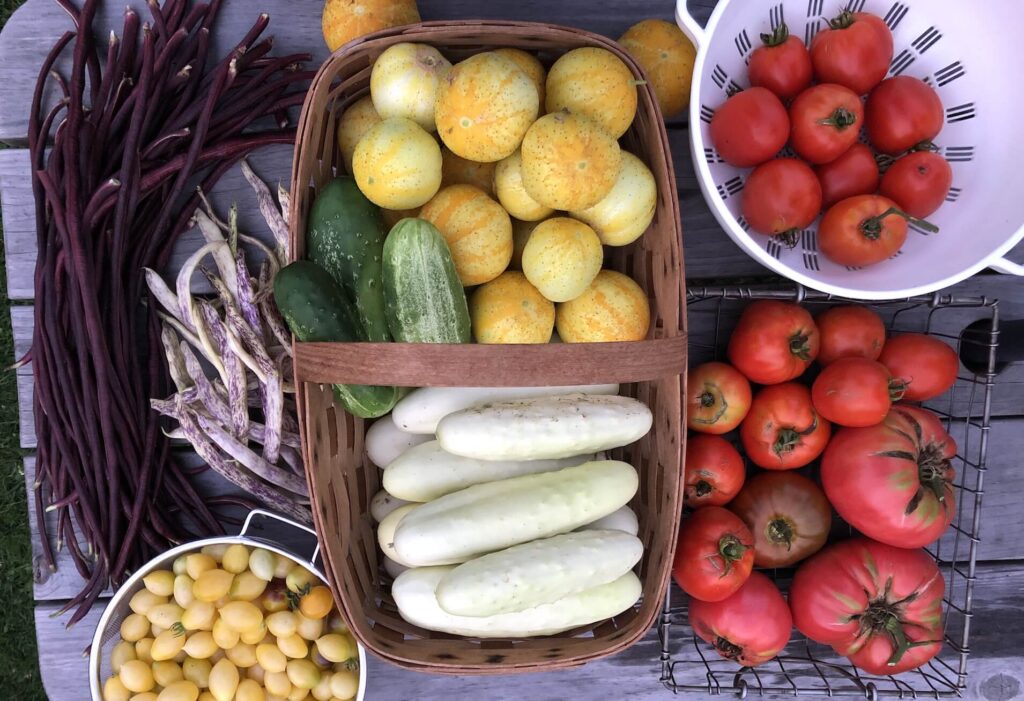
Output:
660,284,999,698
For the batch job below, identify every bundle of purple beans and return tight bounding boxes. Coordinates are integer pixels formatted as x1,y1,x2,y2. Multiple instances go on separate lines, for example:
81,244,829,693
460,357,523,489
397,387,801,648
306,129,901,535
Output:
27,0,312,623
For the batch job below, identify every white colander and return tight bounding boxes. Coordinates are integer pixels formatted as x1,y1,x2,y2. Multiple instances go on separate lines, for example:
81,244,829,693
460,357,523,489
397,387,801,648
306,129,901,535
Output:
676,0,1024,299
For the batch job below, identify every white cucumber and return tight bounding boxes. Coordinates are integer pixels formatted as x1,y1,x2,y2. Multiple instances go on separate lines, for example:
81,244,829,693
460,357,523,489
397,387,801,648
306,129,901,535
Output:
393,460,637,566
377,504,419,567
383,556,409,579
393,566,642,638
383,440,595,502
436,393,652,461
436,529,643,617
391,383,619,434
365,414,433,467
370,489,417,523
578,506,639,536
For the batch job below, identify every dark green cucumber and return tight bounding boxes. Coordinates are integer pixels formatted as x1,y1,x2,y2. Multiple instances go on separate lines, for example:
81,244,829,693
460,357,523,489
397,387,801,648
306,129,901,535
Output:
306,177,390,343
382,218,471,343
273,261,398,418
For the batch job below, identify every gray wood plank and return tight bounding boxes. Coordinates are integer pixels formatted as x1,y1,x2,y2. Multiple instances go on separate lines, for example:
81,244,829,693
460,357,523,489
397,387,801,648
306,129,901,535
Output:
35,563,1024,701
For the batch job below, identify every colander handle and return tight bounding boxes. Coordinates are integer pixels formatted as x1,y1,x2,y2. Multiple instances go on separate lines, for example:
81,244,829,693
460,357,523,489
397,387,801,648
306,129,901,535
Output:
675,0,706,46
989,257,1024,276
241,508,321,570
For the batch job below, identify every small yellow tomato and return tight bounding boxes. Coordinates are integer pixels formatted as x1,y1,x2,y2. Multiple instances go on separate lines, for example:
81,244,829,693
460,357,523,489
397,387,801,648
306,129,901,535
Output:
249,549,277,582
193,569,235,603
172,555,189,577
200,543,230,560
240,622,268,645
285,567,317,595
120,614,151,643
198,693,216,701
295,614,323,642
226,642,258,669
182,601,216,631
208,658,240,701
247,663,266,684
231,571,269,602
119,659,155,693
311,672,334,701
286,659,321,690
219,601,264,633
151,628,187,662
174,575,196,608
212,619,240,649
266,611,298,639
135,637,155,664
110,640,137,673
147,603,185,630
314,635,355,665
277,633,308,659
152,659,185,686
235,678,267,701
143,569,176,597
329,668,359,699
261,586,289,614
265,670,293,697
183,631,217,659
156,680,200,701
182,656,212,688
130,692,158,701
273,555,294,579
221,544,250,574
130,589,168,616
186,554,217,580
257,643,289,674
299,587,333,621
103,675,131,701
287,686,310,701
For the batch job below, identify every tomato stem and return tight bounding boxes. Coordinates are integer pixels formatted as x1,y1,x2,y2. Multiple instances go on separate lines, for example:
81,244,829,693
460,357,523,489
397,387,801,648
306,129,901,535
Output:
788,331,814,361
827,10,856,30
693,385,728,426
759,22,790,47
888,378,908,402
773,428,801,456
713,636,744,660
816,107,858,130
716,534,749,575
694,480,714,498
774,229,802,249
766,518,794,550
860,207,939,240
911,140,940,153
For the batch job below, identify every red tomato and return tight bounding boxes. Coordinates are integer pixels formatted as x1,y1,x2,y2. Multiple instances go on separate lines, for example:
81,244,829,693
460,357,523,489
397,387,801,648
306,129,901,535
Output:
727,300,819,384
748,23,813,101
790,538,944,675
821,405,956,548
689,572,792,667
819,194,918,267
866,76,944,155
741,158,822,237
789,84,864,164
710,88,790,167
672,506,754,602
728,472,831,567
879,333,960,401
811,357,905,427
740,383,832,470
814,143,880,208
880,150,953,218
815,305,886,365
686,362,753,434
685,435,746,507
810,11,893,95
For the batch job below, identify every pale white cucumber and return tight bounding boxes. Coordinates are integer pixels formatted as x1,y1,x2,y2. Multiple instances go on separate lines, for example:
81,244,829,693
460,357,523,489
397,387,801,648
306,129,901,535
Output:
393,566,642,638
436,529,643,617
391,383,619,434
365,414,433,467
383,440,595,502
377,504,419,567
383,556,409,579
370,489,417,523
578,506,639,536
436,393,653,461
393,460,638,566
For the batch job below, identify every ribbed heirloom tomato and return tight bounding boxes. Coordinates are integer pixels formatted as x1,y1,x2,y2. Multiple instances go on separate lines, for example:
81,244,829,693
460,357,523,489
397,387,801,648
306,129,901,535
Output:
741,158,822,238
728,471,831,567
866,76,945,156
880,150,953,219
814,304,886,365
810,11,894,95
879,333,959,401
790,538,945,675
747,23,813,101
709,87,790,167
740,383,832,470
684,434,746,507
789,83,864,164
727,300,819,384
689,572,792,667
814,143,881,209
686,362,752,434
811,357,906,427
672,506,754,602
821,405,957,548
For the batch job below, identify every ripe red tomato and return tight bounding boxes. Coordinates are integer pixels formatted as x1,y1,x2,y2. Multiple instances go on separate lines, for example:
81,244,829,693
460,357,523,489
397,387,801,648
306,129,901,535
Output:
687,362,753,434
709,87,790,167
789,84,864,164
819,194,917,267
821,405,956,548
728,472,831,567
814,143,880,208
748,23,813,101
685,435,746,508
790,537,944,675
879,333,960,401
815,305,886,365
740,383,832,470
866,76,945,155
727,300,819,384
810,11,893,95
880,150,953,218
689,572,792,667
672,506,754,602
741,158,822,237
811,357,905,427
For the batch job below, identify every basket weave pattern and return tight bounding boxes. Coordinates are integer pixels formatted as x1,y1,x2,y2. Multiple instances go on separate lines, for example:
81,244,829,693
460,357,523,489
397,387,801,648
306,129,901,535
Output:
289,20,687,673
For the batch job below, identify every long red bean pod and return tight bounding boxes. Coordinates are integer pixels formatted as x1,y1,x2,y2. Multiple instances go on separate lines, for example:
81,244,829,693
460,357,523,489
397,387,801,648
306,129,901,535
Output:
29,0,310,624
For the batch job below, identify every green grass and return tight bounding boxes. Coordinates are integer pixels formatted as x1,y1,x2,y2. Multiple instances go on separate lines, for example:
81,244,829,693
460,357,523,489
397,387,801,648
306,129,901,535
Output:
0,1,45,699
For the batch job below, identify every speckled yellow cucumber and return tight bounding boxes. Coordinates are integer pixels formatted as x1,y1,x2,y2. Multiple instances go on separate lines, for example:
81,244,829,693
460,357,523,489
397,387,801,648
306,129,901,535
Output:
382,218,471,343
272,261,398,418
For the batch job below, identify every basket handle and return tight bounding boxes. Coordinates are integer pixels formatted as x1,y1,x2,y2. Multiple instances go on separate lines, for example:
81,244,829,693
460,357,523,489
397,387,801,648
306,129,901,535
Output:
241,509,322,572
675,0,706,46
989,257,1024,276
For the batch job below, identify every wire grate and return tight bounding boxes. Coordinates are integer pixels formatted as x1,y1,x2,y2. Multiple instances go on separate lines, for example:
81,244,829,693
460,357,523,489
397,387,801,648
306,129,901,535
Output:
660,285,998,698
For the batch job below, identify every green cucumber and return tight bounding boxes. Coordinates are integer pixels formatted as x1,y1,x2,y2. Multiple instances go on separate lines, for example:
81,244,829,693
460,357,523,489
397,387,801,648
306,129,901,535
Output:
306,177,390,343
273,261,399,418
383,218,471,343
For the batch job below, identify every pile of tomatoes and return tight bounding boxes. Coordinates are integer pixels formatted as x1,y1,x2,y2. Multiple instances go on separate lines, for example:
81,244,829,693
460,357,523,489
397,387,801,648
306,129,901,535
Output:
710,11,952,268
675,299,961,675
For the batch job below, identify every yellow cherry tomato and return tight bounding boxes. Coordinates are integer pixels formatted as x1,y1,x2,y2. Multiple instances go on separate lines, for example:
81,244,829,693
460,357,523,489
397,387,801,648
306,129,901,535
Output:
299,587,333,621
230,572,269,602
257,643,288,674
174,575,196,608
208,658,240,701
295,614,323,642
235,679,266,701
103,675,131,701
146,603,185,630
221,544,250,574
185,554,217,580
330,668,359,699
110,640,137,673
181,601,216,631
277,633,308,659
265,670,292,697
218,601,263,633
130,589,167,616
248,549,276,582
266,611,298,639
286,659,321,690
212,619,240,649
156,680,200,701
183,631,217,659
119,659,155,693
143,569,176,597
120,614,151,643
240,622,268,645
193,569,235,603
314,635,355,665
152,659,185,687
182,657,212,688
285,567,316,595
151,628,187,662
135,637,155,664
225,642,258,669
200,543,230,560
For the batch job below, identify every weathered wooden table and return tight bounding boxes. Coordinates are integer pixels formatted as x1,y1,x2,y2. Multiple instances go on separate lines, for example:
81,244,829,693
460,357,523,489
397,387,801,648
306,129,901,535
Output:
2,1,1023,699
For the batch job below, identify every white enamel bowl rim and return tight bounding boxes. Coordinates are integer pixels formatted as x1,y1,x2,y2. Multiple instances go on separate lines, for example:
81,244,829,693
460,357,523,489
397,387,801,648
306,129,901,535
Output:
676,0,1024,300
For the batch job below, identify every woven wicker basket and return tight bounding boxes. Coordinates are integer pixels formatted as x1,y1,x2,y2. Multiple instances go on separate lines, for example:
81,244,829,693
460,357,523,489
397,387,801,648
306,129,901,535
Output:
289,20,687,674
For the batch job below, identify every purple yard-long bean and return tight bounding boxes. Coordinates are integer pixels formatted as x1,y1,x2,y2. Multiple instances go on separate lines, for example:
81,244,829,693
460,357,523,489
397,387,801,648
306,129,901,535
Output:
28,0,309,623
